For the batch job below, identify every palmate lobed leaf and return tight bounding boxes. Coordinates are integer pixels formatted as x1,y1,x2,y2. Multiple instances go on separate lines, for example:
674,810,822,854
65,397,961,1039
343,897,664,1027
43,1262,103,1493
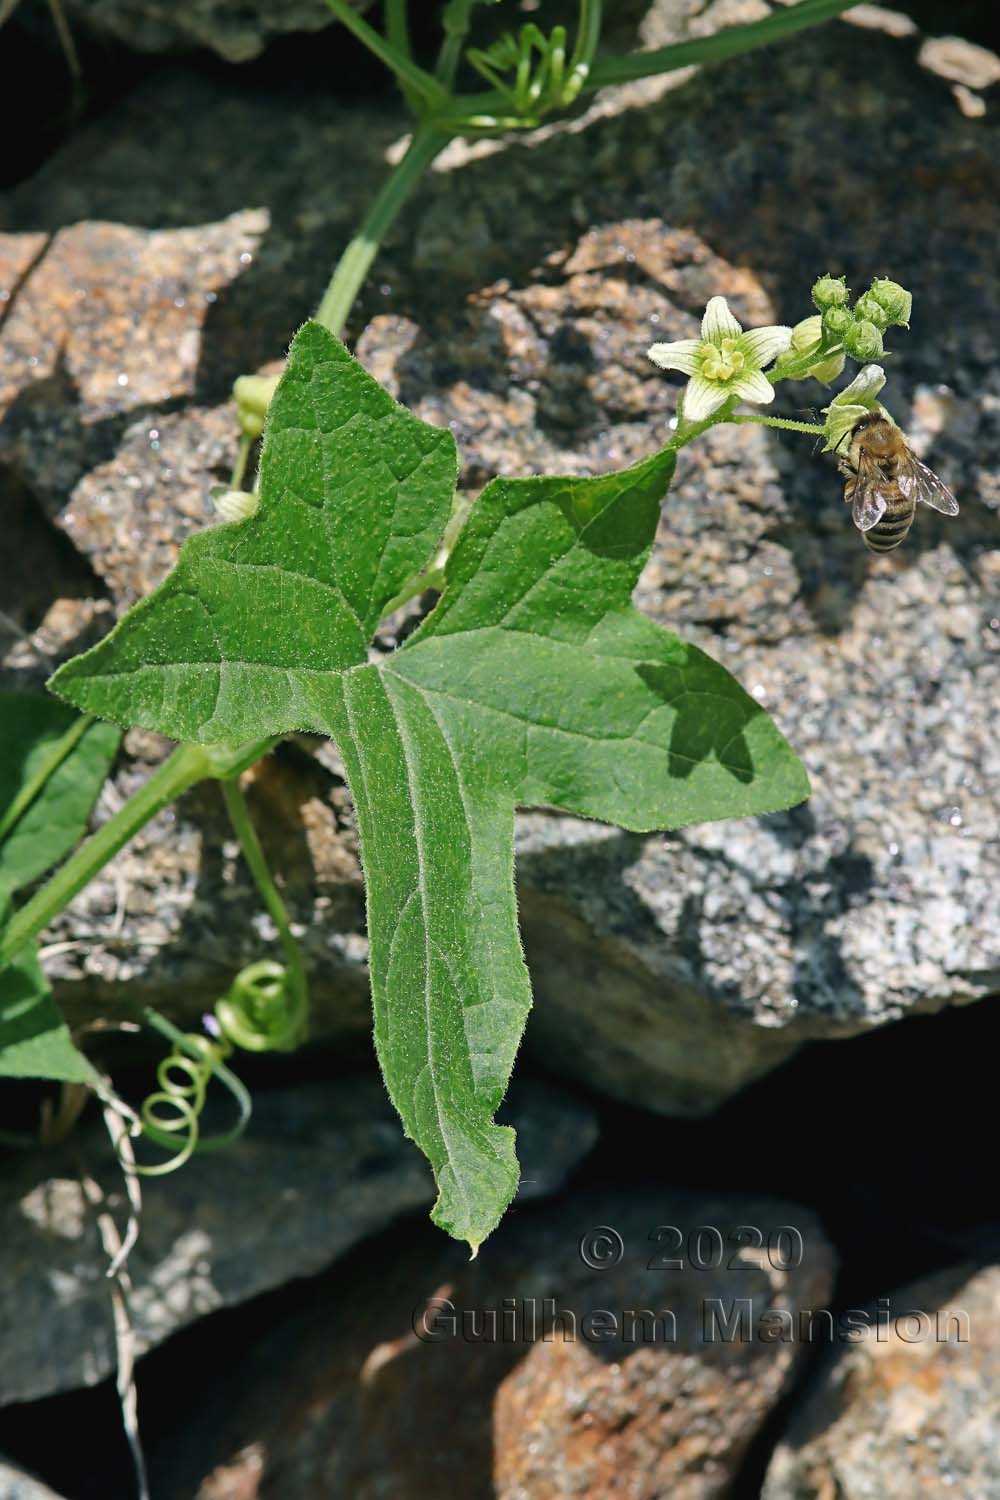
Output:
52,321,809,1248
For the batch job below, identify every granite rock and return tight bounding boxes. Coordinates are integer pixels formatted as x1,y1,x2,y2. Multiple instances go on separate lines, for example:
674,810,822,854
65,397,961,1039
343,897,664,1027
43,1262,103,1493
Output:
59,0,371,61
0,1076,595,1405
1,13,999,1112
144,1188,835,1499
763,1262,1000,1500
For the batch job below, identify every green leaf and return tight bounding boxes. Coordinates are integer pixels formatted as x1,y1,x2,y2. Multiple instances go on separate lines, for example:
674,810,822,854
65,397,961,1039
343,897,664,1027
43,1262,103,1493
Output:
0,693,120,895
51,321,809,1248
0,937,96,1083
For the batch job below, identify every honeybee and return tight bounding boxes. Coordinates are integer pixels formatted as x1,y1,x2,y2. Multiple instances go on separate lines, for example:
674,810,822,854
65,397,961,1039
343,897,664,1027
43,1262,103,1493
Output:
838,414,958,552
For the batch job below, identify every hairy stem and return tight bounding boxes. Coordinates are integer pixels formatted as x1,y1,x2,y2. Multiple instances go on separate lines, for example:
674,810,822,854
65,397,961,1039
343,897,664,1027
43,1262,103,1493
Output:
314,125,446,337
0,738,275,967
730,413,826,436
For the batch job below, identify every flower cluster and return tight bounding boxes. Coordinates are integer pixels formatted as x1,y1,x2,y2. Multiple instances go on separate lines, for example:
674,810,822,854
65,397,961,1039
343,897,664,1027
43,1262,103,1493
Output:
645,275,913,435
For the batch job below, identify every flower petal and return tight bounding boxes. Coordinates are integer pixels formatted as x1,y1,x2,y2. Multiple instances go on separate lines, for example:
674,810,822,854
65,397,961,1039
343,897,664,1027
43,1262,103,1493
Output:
731,369,776,406
701,296,742,343
739,324,793,369
646,339,702,375
829,363,886,410
682,375,729,423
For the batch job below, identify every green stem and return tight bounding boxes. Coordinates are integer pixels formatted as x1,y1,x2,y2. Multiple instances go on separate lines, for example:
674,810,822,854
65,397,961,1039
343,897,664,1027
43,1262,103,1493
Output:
385,0,411,60
219,779,307,1024
0,738,275,968
314,125,446,338
229,433,252,490
437,0,477,89
586,0,855,88
0,712,92,845
730,414,826,436
566,0,602,96
320,0,445,109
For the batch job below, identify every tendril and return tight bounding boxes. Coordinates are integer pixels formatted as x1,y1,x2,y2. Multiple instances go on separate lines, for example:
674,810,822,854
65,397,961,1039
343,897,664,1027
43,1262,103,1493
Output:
130,957,304,1176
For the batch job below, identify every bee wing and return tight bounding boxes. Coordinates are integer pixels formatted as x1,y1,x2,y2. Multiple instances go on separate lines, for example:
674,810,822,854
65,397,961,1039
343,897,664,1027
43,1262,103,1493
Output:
851,452,890,532
897,448,959,516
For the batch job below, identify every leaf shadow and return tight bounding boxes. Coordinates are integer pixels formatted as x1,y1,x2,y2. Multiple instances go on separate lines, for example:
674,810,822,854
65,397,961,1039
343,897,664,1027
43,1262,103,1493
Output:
634,661,758,784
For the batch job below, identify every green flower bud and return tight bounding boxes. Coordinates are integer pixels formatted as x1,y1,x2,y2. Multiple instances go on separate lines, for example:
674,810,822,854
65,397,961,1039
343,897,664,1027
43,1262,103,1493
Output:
822,305,854,340
852,292,890,331
868,278,912,327
812,274,850,311
211,486,260,524
233,372,282,439
772,315,845,384
790,314,823,351
844,319,884,361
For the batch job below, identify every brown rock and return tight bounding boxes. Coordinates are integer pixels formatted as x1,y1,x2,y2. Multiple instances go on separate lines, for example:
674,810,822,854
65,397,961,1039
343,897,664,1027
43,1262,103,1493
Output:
144,1190,835,1499
763,1263,1000,1499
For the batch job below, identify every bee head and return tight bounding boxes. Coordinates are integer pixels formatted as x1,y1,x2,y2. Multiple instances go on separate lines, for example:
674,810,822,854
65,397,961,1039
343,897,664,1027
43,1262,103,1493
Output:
853,414,897,457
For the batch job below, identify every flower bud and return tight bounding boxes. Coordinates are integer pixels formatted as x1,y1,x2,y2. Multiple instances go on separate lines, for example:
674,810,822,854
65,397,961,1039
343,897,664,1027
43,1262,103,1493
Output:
211,487,260,524
811,275,850,312
822,305,854,340
868,278,912,327
790,314,823,351
844,319,884,361
772,315,844,383
233,373,282,439
852,292,890,331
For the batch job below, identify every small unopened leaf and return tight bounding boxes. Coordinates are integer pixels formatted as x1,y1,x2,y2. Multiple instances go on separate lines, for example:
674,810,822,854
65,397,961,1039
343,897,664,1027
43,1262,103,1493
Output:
52,321,808,1247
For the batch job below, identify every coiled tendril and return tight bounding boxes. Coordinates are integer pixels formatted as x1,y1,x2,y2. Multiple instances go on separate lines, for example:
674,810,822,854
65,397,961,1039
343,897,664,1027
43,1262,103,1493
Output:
134,957,307,1176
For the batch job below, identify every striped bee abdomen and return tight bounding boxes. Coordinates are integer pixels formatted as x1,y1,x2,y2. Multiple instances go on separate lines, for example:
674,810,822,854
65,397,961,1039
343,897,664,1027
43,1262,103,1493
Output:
863,490,915,552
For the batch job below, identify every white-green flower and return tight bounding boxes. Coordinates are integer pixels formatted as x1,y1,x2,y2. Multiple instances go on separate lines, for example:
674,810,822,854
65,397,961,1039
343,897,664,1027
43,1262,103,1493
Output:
821,364,887,453
647,297,793,423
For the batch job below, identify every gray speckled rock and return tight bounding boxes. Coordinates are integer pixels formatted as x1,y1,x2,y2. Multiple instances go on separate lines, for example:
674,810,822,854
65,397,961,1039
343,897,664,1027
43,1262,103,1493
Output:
763,1263,1000,1500
61,0,370,61
0,1076,595,1405
2,12,999,1112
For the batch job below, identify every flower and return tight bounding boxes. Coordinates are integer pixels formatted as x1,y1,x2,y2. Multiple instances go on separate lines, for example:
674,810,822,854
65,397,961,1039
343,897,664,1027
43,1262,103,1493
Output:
821,364,887,453
647,297,792,424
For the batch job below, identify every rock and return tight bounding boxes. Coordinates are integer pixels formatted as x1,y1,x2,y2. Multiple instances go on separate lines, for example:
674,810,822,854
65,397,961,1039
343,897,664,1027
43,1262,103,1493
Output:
0,1459,66,1500
918,35,1000,91
143,1188,835,1499
0,1075,595,1405
60,0,371,62
2,16,999,1113
763,1262,1000,1499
